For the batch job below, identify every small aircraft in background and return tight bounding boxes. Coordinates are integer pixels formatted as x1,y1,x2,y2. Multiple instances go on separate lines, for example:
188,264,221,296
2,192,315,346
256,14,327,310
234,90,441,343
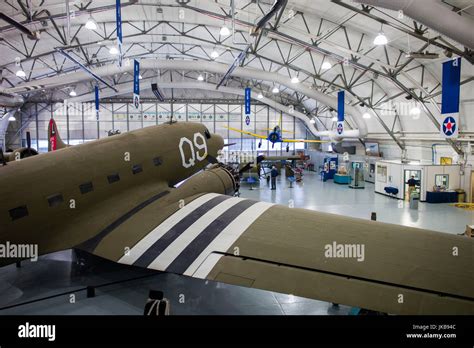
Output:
224,116,326,152
0,131,38,164
1,118,67,165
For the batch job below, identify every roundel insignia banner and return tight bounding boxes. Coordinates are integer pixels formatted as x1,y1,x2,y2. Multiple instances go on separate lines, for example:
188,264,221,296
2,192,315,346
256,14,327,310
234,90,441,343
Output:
442,116,456,136
440,114,459,139
336,121,344,136
245,115,250,126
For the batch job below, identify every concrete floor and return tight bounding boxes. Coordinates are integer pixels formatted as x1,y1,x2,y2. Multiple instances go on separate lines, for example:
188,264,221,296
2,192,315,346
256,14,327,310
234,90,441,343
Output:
242,171,472,235
1,170,470,315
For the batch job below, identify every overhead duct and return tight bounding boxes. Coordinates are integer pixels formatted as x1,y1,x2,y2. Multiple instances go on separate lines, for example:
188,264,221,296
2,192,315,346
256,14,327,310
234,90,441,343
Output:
0,110,16,149
5,59,367,138
353,0,474,50
0,92,24,108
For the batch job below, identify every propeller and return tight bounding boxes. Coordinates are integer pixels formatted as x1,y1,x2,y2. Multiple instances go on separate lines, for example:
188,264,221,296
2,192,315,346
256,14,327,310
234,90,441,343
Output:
206,154,219,164
18,131,39,159
223,143,237,147
24,132,34,157
238,162,253,174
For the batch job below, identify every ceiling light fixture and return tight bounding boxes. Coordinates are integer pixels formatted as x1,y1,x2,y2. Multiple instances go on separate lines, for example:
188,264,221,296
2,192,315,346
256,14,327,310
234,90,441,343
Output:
272,86,279,94
410,106,421,116
85,16,97,30
220,25,230,36
291,76,299,84
197,74,204,81
8,115,16,122
310,118,316,124
210,50,219,59
374,32,388,46
139,74,143,80
321,61,332,70
69,89,77,97
109,46,119,55
257,93,264,99
331,116,338,122
16,69,26,78
363,112,371,119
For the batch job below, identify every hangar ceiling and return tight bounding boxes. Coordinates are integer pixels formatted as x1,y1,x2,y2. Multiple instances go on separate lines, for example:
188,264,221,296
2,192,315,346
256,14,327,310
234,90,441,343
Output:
0,0,473,150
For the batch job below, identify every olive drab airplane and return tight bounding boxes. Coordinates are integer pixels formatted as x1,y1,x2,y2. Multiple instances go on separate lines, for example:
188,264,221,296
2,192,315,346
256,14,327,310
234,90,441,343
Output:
224,114,327,152
0,122,473,315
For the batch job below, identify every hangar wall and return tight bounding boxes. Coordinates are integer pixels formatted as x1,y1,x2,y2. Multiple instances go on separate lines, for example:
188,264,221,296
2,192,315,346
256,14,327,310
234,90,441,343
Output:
6,101,309,155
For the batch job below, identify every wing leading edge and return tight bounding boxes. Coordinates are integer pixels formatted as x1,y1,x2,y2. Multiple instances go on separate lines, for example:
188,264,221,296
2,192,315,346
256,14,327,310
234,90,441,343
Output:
85,193,474,315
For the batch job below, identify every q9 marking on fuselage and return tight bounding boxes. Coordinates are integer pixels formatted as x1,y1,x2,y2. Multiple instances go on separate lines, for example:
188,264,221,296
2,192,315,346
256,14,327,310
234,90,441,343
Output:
179,133,208,168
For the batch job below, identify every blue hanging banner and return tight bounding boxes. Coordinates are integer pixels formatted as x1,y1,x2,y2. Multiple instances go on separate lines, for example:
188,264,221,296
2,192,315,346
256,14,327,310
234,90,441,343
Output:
95,86,100,121
116,0,123,67
440,58,461,139
337,90,345,136
245,87,251,115
133,59,140,109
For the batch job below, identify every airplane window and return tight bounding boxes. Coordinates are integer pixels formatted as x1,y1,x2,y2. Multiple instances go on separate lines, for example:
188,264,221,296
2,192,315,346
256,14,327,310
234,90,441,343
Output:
9,205,28,221
132,164,143,175
107,173,120,184
204,129,211,139
47,194,64,207
79,182,94,194
153,157,162,166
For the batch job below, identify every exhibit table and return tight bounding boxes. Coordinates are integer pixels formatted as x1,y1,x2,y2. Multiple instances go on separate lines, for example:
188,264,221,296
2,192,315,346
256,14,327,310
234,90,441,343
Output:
334,174,351,185
426,191,458,203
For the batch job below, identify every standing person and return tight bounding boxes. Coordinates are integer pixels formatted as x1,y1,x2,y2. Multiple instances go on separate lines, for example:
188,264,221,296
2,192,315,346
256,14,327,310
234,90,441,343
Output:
271,165,278,190
407,175,417,198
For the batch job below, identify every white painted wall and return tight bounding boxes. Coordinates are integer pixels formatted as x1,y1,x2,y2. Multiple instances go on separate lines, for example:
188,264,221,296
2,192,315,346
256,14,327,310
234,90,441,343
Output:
375,160,461,201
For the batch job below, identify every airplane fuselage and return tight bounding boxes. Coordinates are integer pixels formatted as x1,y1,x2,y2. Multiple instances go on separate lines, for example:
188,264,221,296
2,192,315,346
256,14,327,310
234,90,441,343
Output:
0,122,226,262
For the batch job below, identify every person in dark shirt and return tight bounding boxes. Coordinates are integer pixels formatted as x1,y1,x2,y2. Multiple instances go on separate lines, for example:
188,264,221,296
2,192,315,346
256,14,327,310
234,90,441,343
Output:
407,176,417,187
270,165,278,190
407,176,417,197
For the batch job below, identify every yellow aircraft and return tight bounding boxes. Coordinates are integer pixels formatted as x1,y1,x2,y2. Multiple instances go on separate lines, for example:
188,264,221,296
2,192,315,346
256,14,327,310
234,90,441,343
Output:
225,115,326,152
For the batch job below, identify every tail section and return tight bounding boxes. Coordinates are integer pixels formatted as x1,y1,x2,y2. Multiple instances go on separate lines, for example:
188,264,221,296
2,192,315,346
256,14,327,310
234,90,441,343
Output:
48,118,68,152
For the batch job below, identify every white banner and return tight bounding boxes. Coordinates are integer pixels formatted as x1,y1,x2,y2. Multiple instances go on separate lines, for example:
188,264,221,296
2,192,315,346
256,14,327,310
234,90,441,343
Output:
440,113,459,139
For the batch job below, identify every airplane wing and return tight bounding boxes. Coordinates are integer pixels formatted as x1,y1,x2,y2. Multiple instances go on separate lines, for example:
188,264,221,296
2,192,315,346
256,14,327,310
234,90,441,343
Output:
224,126,268,140
262,128,294,134
282,139,328,143
78,192,474,315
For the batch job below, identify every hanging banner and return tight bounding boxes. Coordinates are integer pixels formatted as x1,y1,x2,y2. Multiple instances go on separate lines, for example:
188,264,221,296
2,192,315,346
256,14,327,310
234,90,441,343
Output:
95,85,100,120
116,0,123,67
245,87,251,115
337,90,345,136
133,59,140,109
440,58,461,139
